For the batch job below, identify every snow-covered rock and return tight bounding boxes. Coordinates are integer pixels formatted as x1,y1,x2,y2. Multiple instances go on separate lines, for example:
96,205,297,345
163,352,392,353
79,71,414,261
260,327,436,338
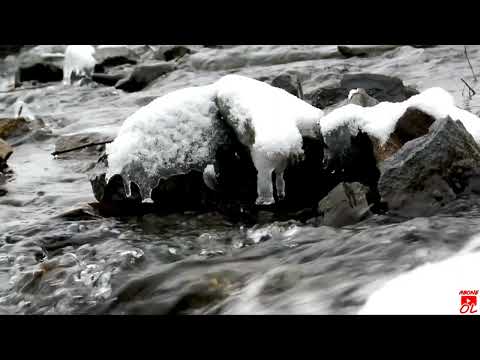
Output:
215,74,323,205
105,84,221,199
320,87,480,146
63,45,97,85
100,74,324,207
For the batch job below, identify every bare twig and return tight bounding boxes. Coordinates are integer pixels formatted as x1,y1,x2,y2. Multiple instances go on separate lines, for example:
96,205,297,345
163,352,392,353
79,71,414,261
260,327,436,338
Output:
461,78,476,98
296,78,304,100
464,46,478,82
52,140,113,157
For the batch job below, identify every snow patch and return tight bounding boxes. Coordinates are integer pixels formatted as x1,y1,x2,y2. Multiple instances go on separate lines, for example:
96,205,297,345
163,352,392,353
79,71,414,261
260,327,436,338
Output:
359,234,480,314
63,45,97,85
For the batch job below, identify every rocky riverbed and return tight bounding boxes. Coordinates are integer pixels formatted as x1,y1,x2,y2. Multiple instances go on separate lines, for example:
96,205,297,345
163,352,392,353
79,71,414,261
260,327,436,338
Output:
1,45,480,314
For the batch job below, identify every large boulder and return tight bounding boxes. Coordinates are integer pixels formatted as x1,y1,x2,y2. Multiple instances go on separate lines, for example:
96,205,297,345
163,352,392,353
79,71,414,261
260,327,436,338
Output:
115,62,176,92
16,53,64,83
317,182,371,227
378,117,480,217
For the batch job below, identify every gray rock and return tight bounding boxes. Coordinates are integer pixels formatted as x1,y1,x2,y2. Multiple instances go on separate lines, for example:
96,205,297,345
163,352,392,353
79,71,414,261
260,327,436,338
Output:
317,182,371,227
379,117,480,217
348,88,379,107
115,62,175,92
54,132,113,159
270,74,301,98
153,45,193,62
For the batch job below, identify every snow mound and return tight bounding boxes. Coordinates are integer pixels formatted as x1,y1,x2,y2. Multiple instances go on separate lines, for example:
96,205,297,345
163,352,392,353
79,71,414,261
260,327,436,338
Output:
63,45,97,85
321,87,480,145
215,74,323,205
105,84,219,199
358,250,480,315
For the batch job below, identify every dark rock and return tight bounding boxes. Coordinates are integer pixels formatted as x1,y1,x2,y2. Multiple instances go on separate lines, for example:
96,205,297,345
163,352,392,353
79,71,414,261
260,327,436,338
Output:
91,73,126,87
0,138,13,171
154,46,193,62
378,117,480,217
307,73,418,110
340,73,418,103
338,45,400,58
0,45,27,59
317,182,371,227
94,46,139,69
307,87,348,110
372,107,435,162
16,54,63,83
270,74,301,97
115,62,176,92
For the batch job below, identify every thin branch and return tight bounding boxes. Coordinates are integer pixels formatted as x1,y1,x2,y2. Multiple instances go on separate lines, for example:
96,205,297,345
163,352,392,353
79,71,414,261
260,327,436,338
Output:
296,78,304,100
52,140,113,157
461,78,476,97
464,46,478,82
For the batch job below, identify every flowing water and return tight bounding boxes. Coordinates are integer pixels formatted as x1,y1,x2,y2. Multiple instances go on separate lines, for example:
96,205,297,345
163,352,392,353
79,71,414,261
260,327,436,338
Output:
1,45,480,314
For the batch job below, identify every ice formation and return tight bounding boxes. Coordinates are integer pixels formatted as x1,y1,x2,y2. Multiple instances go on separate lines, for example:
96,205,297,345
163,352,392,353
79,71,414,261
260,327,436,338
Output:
106,74,324,205
63,45,97,85
105,84,219,199
358,250,480,315
215,74,323,205
321,87,480,145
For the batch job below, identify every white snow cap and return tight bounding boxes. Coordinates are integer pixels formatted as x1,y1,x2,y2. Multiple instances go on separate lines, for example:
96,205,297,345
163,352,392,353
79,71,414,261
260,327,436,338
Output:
321,87,480,144
358,250,480,315
106,84,218,186
63,45,97,85
215,74,323,204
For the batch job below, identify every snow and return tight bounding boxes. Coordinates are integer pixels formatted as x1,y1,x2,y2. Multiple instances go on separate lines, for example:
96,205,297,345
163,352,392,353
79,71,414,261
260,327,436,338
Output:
63,45,97,85
105,84,219,198
215,74,323,204
321,87,480,145
358,250,480,315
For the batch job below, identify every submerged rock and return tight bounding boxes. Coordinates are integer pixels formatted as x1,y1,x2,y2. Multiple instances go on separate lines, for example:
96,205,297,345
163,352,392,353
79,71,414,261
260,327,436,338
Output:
317,182,371,227
378,117,480,217
270,74,302,98
115,61,175,92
